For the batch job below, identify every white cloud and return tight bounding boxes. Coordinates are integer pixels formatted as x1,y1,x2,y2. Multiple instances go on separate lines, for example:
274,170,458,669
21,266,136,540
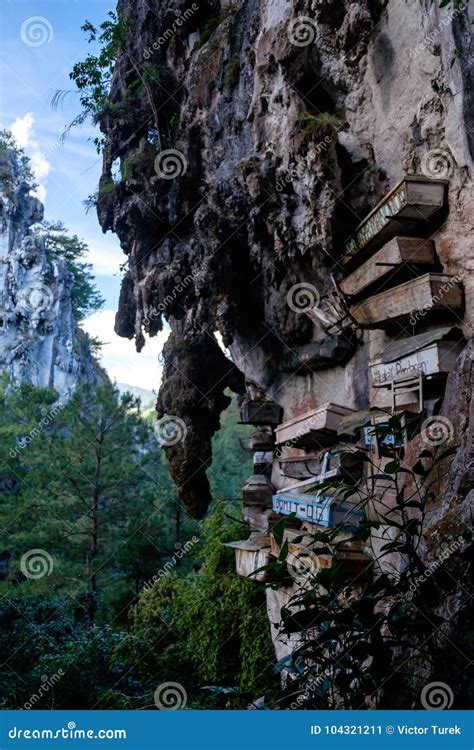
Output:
83,310,168,392
10,111,34,148
84,236,124,276
9,112,52,198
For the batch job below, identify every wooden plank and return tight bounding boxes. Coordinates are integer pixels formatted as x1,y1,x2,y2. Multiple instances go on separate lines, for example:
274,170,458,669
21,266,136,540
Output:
370,340,465,388
275,403,356,448
342,177,447,265
350,273,463,328
340,237,436,297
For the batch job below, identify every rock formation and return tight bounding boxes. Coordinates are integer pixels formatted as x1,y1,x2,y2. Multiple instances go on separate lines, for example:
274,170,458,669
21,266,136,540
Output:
0,141,103,398
96,0,472,513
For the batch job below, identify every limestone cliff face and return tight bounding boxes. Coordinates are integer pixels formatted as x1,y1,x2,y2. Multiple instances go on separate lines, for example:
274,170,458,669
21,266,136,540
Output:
0,145,102,399
96,0,473,519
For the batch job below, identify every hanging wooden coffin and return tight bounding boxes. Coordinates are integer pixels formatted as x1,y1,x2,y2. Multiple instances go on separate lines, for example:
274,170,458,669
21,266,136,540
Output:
243,505,279,534
242,474,274,508
239,400,283,426
340,237,436,298
275,403,356,449
224,534,273,582
272,492,364,530
253,451,273,475
270,530,372,581
350,273,463,328
342,176,447,266
370,327,465,387
239,429,275,452
279,449,363,482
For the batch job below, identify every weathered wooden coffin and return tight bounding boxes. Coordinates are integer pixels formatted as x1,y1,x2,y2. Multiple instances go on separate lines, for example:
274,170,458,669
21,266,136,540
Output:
272,492,365,530
242,474,274,507
243,505,279,534
224,534,273,582
270,530,372,581
275,403,356,449
253,451,273,475
340,237,436,297
281,334,356,372
343,176,447,266
350,273,463,328
239,429,275,452
370,327,465,387
279,449,363,482
239,400,283,425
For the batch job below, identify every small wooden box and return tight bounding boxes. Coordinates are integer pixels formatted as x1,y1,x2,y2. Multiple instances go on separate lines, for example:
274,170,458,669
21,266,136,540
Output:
240,429,275,452
242,474,274,508
253,451,273,476
239,400,283,426
224,534,273,582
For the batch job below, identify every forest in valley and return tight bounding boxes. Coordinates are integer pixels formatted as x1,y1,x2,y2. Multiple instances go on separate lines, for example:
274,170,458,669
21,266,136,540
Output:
0,138,274,708
0,369,275,710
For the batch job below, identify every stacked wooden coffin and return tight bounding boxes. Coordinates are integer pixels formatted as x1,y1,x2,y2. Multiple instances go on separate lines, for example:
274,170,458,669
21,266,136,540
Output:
341,177,463,328
341,176,465,409
271,403,367,569
228,399,282,581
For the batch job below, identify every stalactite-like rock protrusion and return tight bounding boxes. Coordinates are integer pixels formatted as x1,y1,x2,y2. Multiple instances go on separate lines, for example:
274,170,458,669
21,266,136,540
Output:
156,330,245,518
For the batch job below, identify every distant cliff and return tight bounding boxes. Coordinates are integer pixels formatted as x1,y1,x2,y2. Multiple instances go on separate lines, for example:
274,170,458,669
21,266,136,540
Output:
0,136,104,398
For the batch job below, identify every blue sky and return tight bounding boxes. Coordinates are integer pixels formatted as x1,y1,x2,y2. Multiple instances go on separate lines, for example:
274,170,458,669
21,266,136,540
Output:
1,0,166,390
